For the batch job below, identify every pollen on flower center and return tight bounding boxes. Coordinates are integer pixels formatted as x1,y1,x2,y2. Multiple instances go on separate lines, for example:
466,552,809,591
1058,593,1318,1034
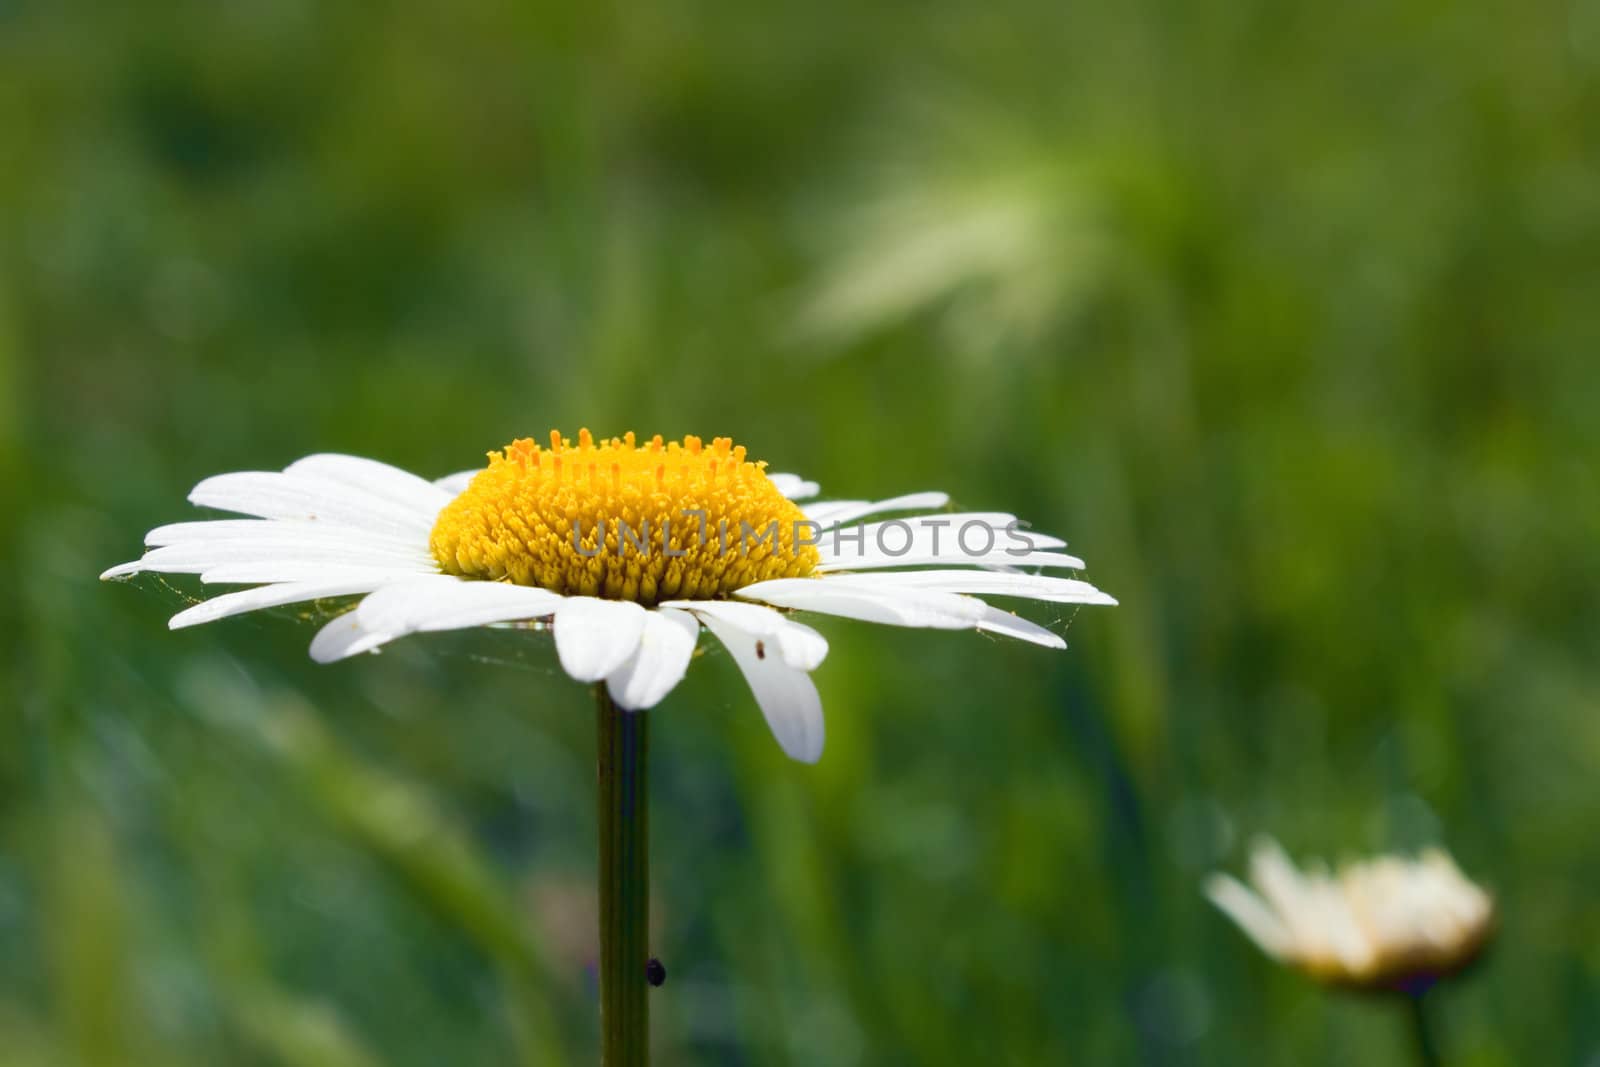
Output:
429,430,821,605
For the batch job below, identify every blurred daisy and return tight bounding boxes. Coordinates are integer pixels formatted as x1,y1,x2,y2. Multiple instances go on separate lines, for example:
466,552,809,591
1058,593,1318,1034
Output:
1205,838,1495,991
104,430,1114,763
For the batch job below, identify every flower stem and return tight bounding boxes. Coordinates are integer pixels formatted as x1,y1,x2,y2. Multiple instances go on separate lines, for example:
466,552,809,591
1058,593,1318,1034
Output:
596,684,650,1066
1407,991,1442,1067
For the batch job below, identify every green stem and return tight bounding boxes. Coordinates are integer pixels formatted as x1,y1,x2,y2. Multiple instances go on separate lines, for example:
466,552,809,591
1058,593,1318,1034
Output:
1407,990,1442,1067
596,685,650,1066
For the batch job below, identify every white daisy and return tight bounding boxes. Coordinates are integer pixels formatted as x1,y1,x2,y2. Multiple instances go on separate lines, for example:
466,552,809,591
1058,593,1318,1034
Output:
1205,838,1496,990
103,429,1115,763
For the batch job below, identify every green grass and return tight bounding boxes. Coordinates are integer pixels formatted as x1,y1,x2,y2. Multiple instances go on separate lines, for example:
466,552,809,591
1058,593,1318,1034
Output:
5,0,1600,1062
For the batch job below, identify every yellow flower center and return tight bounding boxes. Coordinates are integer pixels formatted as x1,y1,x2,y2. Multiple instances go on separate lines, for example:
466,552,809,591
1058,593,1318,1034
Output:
429,430,820,605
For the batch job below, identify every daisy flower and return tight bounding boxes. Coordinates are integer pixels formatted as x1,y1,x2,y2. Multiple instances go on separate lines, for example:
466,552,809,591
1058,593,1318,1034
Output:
1205,837,1495,991
105,428,1115,1064
103,430,1115,762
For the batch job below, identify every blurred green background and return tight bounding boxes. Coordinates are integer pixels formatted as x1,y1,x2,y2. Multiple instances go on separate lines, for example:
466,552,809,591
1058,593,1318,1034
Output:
5,0,1600,1063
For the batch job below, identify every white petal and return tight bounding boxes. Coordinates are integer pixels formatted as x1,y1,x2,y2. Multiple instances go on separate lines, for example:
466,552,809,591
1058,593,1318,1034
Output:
1205,874,1292,958
433,469,480,495
104,538,436,579
553,597,649,682
814,548,1086,572
282,454,453,516
802,492,951,529
198,562,437,585
664,599,828,670
766,472,820,500
144,518,423,554
189,471,435,538
735,577,986,629
972,605,1067,649
308,577,565,663
309,611,392,662
737,577,1071,649
1248,839,1317,946
100,560,144,580
699,612,825,763
104,555,432,584
357,577,564,635
168,579,387,630
605,608,700,710
828,570,1117,606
